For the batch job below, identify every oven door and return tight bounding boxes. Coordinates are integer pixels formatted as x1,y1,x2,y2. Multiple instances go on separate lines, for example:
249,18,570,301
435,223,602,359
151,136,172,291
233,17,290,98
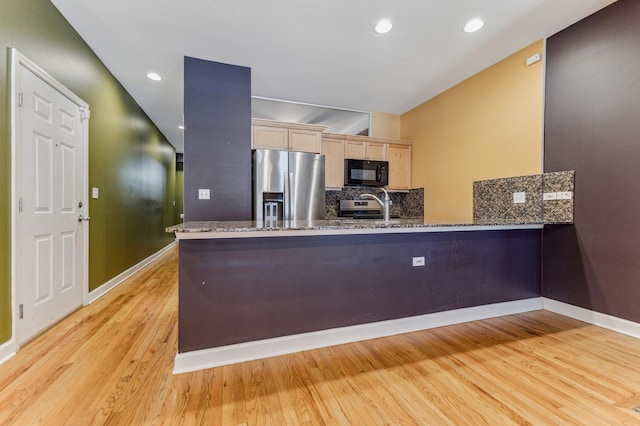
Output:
345,159,388,186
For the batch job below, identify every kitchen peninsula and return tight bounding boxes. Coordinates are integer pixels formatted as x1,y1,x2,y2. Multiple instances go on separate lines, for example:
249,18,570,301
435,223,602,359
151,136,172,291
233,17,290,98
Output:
169,219,543,372
177,57,553,373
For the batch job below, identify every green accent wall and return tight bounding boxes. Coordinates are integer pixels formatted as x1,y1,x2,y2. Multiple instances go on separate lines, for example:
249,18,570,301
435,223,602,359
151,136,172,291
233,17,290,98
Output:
0,0,178,344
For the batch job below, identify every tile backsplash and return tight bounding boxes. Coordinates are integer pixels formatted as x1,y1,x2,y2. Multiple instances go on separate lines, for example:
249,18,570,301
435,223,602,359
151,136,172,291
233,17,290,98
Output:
542,171,575,223
473,175,543,223
326,187,424,219
473,171,574,224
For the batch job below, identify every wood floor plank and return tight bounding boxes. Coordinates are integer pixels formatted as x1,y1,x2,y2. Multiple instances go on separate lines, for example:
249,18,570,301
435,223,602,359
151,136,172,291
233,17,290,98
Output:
1,247,640,425
221,362,249,425
433,320,619,425
332,342,422,425
308,345,380,425
480,318,636,405
319,344,406,425
242,360,282,426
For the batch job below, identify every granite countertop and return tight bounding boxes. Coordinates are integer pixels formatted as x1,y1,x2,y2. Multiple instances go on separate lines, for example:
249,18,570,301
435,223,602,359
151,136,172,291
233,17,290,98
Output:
167,219,548,239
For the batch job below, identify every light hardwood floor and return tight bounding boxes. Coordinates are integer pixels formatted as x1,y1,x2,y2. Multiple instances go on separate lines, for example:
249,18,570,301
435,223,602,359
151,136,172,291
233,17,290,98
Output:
1,247,640,425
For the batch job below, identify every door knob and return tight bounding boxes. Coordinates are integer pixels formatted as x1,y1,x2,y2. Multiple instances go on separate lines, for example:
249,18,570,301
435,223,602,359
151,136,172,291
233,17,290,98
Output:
78,214,91,222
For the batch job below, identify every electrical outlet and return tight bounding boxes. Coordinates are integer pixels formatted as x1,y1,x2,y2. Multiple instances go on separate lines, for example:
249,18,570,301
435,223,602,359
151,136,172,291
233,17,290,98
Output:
513,192,526,204
543,192,558,201
557,191,573,200
526,52,542,66
198,189,210,200
412,256,425,267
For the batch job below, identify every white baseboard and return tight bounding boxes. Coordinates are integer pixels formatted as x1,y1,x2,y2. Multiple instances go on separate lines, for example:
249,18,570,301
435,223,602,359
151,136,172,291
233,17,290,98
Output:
86,242,176,305
0,339,16,366
543,298,640,339
174,297,543,374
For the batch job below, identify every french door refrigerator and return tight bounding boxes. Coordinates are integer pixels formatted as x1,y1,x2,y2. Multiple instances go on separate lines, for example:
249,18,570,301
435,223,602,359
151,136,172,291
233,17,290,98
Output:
252,149,325,222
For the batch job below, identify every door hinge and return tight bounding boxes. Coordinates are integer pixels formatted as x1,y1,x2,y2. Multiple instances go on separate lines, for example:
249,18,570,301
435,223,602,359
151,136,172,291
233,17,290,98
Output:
79,106,90,122
18,92,23,108
19,304,24,319
18,197,23,213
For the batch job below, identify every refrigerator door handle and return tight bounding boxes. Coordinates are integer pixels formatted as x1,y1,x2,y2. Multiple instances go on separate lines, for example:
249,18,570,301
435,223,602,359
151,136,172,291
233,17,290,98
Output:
284,172,291,221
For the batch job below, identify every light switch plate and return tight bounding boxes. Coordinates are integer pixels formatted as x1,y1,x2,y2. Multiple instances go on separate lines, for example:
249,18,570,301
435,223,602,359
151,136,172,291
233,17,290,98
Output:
198,189,210,200
92,187,99,199
513,192,526,204
543,192,558,201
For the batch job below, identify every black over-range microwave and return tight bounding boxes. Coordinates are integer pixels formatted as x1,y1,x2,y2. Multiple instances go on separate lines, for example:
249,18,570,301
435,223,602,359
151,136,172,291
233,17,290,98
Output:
344,159,389,187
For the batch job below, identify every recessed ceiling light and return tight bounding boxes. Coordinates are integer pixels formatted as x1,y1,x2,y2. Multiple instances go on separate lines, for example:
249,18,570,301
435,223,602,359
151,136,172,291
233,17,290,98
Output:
178,125,185,130
464,18,485,33
374,19,393,34
146,72,162,81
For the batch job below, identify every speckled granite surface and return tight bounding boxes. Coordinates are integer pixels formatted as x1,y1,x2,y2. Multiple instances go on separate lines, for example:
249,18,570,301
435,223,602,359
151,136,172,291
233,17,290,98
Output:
543,171,574,223
167,219,544,236
473,171,575,224
473,174,543,223
325,187,424,219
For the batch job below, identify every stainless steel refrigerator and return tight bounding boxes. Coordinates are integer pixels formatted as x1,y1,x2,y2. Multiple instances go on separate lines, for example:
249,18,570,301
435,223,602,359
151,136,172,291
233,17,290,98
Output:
252,149,325,222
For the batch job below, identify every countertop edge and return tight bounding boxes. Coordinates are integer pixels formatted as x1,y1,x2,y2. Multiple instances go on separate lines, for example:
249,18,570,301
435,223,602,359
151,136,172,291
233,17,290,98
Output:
170,223,545,240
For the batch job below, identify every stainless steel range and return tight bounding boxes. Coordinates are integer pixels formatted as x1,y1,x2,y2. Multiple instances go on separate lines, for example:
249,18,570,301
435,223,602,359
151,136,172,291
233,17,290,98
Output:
338,199,400,220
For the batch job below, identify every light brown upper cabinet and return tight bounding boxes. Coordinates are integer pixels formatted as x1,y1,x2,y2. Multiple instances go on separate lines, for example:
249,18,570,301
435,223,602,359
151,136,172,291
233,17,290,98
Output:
321,136,345,190
387,144,412,190
323,133,413,190
252,125,288,150
289,128,322,153
251,122,414,190
344,140,387,161
252,119,326,153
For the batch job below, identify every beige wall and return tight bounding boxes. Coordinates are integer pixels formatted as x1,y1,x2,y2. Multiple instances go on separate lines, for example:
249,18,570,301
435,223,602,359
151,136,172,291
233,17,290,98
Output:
371,112,401,139
401,41,544,222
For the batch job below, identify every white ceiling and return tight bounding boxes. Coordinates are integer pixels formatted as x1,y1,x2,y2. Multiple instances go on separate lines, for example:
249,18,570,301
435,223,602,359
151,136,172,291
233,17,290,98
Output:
50,0,617,153
252,97,372,135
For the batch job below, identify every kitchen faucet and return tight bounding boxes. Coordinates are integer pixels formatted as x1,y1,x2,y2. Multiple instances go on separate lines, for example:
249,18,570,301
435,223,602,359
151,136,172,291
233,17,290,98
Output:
360,188,392,222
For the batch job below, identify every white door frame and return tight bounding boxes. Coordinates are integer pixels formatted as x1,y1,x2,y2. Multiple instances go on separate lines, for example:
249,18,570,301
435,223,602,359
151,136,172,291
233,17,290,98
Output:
9,48,90,352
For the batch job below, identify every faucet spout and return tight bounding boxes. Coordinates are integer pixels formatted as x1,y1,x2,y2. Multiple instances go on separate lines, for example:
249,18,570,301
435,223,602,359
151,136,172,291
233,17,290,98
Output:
359,188,392,222
359,193,384,207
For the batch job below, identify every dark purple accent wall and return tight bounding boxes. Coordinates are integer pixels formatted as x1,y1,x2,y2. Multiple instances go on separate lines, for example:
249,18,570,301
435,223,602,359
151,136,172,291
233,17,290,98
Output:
543,0,640,322
178,230,541,352
183,57,251,221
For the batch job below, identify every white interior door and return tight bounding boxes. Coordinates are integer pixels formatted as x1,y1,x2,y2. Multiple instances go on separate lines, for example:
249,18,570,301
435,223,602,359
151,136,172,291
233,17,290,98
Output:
14,56,88,344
